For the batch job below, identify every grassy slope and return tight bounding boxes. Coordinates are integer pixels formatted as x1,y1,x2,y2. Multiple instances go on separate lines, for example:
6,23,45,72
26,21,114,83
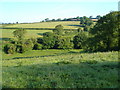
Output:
2,50,119,88
3,21,80,29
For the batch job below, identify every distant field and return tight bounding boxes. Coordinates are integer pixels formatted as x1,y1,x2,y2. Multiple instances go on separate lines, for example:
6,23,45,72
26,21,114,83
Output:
2,21,80,29
2,50,119,88
1,21,80,40
0,29,52,39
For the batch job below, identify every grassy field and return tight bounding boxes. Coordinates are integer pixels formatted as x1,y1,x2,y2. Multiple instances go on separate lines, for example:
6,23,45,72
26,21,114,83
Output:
2,50,119,88
1,21,80,40
2,21,80,29
0,29,52,39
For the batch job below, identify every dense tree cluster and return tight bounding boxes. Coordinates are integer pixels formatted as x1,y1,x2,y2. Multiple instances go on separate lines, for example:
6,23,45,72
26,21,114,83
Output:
84,11,119,52
74,11,119,52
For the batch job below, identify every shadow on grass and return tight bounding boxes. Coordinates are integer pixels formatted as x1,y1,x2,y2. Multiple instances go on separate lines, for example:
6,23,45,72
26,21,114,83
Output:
67,25,80,27
2,60,119,88
0,38,11,41
37,33,43,36
3,52,69,60
3,50,97,60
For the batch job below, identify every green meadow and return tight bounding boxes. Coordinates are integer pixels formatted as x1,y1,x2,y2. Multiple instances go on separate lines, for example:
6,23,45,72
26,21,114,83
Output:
2,21,80,29
2,50,119,88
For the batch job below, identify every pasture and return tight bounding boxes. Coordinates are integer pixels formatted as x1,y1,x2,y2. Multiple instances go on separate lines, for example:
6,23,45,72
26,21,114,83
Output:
0,29,52,39
2,21,80,29
1,21,80,40
2,50,119,88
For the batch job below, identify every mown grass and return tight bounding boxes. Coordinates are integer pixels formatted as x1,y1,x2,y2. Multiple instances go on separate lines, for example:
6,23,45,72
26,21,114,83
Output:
3,21,80,29
2,50,119,88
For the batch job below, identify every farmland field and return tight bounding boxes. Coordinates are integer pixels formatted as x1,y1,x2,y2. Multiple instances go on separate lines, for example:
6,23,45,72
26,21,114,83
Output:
2,21,80,29
0,29,52,39
1,21,80,40
2,50,119,88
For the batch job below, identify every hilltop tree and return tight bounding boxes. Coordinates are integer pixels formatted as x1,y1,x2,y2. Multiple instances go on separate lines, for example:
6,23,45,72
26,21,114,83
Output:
80,16,93,27
52,19,56,21
45,18,49,22
89,16,93,19
96,15,101,19
57,18,61,21
76,16,80,19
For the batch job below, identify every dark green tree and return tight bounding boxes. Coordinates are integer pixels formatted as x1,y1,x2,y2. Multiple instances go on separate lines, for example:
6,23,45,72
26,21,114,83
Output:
33,43,43,50
42,32,55,49
88,11,119,51
73,32,88,49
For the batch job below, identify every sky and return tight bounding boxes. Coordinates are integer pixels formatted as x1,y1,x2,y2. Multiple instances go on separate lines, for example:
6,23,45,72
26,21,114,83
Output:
0,0,119,23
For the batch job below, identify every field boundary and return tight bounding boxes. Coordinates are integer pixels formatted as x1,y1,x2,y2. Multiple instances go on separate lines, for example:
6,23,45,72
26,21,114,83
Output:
0,27,77,31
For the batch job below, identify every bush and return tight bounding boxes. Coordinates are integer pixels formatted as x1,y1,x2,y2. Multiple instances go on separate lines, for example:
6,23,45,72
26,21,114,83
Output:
16,44,22,53
33,43,43,50
15,39,34,53
4,43,16,54
37,38,43,44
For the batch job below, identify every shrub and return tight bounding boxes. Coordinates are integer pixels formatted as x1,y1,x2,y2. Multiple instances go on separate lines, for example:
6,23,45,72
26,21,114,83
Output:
33,43,43,50
16,39,34,53
4,43,16,54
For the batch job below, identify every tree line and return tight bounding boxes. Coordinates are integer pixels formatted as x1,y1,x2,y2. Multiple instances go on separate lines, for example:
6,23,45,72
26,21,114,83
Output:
42,15,101,22
3,11,119,54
